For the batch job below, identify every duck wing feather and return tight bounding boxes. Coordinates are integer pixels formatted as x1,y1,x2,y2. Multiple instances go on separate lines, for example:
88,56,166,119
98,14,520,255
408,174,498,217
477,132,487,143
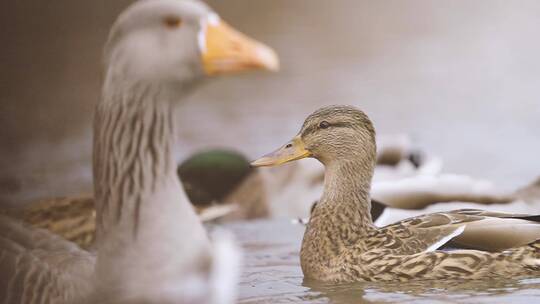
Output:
382,209,540,253
0,215,94,304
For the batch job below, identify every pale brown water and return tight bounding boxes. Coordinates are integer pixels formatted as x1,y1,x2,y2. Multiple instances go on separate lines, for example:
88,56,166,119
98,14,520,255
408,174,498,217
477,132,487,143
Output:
221,219,540,304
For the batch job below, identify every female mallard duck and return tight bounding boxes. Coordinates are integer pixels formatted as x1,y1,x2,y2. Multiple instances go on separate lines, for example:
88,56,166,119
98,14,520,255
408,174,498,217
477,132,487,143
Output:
252,105,540,282
0,0,277,302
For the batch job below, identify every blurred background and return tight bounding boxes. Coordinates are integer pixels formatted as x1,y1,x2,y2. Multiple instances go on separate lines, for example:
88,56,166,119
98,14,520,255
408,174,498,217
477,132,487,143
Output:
1,0,539,207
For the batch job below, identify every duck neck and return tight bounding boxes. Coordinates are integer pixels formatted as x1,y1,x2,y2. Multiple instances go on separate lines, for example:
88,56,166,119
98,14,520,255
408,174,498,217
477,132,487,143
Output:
93,77,209,288
319,159,375,230
301,157,376,278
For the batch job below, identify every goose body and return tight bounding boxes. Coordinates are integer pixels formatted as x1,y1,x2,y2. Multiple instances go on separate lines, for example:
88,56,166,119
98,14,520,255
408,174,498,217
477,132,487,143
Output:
252,105,540,282
0,0,278,302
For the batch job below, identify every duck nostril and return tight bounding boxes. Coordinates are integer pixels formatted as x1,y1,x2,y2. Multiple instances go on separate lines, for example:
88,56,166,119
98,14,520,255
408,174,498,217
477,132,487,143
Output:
285,143,293,148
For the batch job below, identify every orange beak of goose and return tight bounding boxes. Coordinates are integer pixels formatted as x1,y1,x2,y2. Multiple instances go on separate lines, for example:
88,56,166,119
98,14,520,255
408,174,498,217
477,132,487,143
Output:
200,14,279,75
251,135,312,167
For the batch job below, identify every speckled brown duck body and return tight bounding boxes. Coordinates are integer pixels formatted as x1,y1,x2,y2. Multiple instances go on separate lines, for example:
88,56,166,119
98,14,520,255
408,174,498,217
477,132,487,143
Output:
252,105,540,283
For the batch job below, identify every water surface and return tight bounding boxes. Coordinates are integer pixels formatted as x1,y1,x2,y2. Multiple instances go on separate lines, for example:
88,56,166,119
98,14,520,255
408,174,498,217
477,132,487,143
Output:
220,219,540,304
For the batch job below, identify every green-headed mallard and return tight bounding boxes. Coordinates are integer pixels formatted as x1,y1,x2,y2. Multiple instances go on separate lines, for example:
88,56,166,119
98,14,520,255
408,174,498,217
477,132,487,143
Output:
252,105,540,282
0,0,278,302
179,149,269,220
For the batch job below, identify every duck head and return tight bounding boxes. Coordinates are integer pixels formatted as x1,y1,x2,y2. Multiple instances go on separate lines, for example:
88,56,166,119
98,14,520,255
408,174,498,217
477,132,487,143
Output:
104,0,278,84
252,105,377,168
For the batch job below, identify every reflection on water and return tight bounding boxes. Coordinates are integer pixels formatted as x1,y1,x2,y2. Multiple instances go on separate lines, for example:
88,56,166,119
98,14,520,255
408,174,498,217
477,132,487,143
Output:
216,219,540,304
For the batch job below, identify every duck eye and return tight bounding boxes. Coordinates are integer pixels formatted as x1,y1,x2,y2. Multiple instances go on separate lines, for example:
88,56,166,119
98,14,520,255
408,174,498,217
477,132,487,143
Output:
319,121,330,129
163,17,182,29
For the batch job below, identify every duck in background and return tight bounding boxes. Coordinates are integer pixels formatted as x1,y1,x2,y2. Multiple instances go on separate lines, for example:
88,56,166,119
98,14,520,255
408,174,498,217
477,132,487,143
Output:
1,149,269,250
288,138,538,227
252,105,540,282
178,149,270,221
3,134,520,250
266,136,518,223
373,175,538,226
0,0,278,303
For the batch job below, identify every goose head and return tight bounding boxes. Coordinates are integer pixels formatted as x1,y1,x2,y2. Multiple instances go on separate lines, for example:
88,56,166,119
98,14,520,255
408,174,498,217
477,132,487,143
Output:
252,105,377,168
104,0,278,85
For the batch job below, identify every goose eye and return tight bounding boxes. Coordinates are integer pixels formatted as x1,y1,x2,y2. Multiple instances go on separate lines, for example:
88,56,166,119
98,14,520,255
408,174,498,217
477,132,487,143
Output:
319,121,330,129
163,17,182,29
